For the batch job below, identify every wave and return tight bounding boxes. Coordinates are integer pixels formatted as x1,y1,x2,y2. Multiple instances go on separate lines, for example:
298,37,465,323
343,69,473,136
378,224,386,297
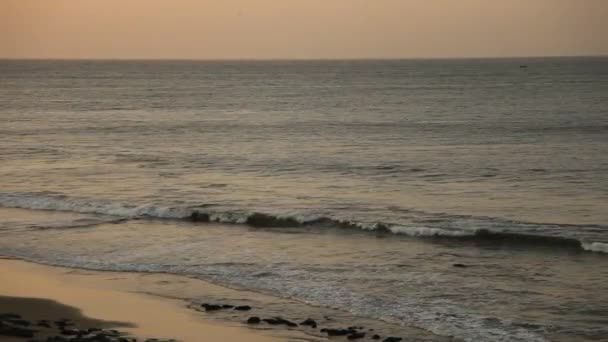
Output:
0,193,192,219
0,192,606,254
581,242,608,253
32,218,129,230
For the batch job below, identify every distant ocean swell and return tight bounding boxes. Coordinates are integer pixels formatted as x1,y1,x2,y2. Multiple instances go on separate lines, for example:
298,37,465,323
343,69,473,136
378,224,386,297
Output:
1,192,606,254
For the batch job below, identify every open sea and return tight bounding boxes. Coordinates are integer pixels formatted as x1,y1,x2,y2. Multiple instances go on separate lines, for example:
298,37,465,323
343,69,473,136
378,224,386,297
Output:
1,58,607,341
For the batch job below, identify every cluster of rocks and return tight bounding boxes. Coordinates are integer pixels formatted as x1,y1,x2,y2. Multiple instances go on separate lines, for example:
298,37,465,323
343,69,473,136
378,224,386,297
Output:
200,303,252,312
1,313,38,339
195,301,405,342
245,316,403,341
0,313,176,342
197,303,403,342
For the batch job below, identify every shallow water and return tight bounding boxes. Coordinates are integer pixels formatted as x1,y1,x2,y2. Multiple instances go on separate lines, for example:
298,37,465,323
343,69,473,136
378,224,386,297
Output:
1,58,607,341
1,208,606,341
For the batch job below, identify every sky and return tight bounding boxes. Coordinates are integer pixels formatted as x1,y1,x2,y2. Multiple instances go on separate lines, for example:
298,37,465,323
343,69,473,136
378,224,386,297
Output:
1,0,607,59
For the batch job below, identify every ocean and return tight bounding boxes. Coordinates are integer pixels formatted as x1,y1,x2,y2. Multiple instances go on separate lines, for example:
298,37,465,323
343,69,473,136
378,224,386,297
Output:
1,58,607,341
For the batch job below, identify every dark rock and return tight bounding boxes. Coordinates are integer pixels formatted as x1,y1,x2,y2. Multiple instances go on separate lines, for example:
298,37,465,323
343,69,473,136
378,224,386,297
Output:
246,317,261,324
54,320,70,327
37,320,52,328
300,319,317,328
348,332,366,340
59,328,79,335
222,305,234,309
261,317,297,327
262,318,282,325
0,324,36,338
201,304,223,311
322,328,352,336
0,313,22,320
382,337,403,342
7,319,31,326
93,336,117,342
46,337,69,342
453,263,467,268
190,212,210,222
234,305,251,311
372,335,381,340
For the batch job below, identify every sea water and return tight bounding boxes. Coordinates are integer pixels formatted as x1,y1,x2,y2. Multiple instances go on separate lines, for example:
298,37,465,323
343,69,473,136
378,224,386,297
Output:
1,58,607,341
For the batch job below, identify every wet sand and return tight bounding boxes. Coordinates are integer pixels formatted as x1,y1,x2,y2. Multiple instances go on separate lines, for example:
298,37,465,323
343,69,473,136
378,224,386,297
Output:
0,258,286,342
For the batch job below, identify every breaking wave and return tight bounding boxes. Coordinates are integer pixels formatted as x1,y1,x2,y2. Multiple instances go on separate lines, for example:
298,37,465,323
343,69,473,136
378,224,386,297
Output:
581,242,608,253
0,192,606,254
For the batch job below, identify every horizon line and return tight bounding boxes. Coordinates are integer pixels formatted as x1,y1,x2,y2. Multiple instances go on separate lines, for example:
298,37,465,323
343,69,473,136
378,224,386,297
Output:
1,54,607,62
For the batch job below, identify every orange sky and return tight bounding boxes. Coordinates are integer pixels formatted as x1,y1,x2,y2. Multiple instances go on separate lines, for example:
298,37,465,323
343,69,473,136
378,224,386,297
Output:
1,0,607,59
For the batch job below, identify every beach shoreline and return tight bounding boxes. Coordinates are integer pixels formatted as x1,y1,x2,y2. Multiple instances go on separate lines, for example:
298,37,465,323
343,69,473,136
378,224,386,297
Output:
0,253,433,342
0,257,289,342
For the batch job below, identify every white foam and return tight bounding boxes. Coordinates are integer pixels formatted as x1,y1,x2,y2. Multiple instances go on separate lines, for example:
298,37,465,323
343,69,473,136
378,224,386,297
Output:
389,225,470,237
209,211,248,224
0,193,189,219
582,241,608,254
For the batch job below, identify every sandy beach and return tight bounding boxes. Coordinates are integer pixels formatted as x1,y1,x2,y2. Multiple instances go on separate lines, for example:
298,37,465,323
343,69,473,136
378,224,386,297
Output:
0,258,287,342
